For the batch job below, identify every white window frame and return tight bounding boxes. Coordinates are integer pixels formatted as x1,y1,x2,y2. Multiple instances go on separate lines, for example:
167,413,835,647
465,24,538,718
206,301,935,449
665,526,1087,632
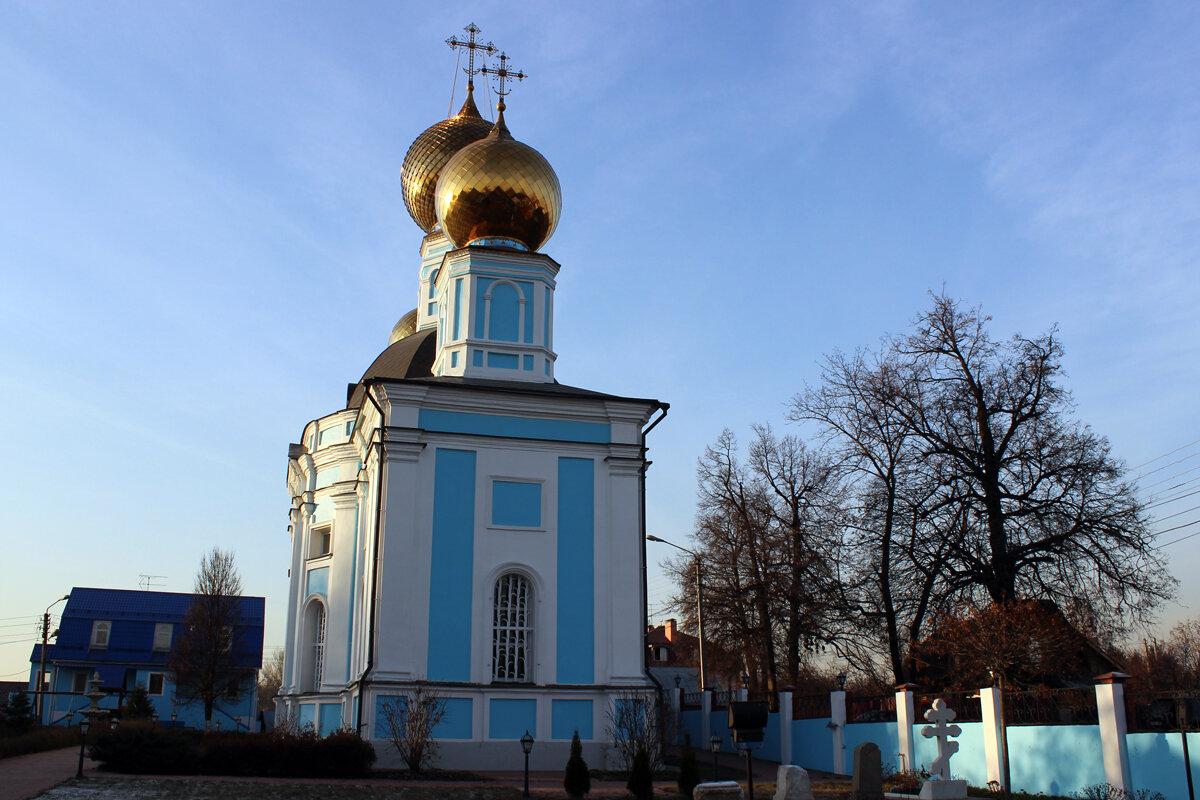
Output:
72,671,88,693
309,524,332,560
153,623,173,652
91,620,111,649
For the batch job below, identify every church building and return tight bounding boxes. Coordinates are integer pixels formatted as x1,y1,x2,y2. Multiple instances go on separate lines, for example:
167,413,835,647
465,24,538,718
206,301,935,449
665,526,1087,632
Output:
276,32,668,768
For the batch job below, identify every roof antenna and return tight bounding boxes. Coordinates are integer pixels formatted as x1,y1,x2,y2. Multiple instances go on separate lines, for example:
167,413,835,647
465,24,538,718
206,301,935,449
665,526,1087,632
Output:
139,574,166,591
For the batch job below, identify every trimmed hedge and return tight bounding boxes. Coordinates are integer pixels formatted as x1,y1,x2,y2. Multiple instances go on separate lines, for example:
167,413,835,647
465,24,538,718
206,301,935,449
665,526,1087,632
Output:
0,726,80,760
90,724,375,777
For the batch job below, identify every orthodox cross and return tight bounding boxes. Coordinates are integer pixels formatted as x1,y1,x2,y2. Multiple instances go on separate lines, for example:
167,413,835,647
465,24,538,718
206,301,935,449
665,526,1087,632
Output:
920,699,962,779
445,22,497,91
480,51,526,107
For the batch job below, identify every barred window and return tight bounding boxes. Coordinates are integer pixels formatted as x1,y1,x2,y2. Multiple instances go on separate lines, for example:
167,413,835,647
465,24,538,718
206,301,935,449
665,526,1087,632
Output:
492,573,532,682
303,601,326,692
312,605,325,688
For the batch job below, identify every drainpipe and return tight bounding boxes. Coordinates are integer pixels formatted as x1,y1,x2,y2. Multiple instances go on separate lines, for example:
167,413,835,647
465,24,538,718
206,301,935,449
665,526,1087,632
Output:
354,385,387,737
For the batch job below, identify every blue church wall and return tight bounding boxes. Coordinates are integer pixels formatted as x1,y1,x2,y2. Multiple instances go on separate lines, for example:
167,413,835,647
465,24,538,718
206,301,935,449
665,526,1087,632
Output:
543,287,550,346
1128,731,1193,799
299,703,316,730
418,409,610,444
452,278,463,340
910,721,986,786
552,699,593,740
305,566,328,598
428,448,476,682
556,457,594,684
520,281,534,343
1005,724,1105,797
486,281,521,342
489,698,537,739
492,481,542,527
318,703,341,736
792,717,835,772
436,697,474,739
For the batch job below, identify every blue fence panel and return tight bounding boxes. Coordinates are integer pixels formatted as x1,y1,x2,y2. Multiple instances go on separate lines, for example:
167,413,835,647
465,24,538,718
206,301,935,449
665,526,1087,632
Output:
761,711,781,763
1128,731,1190,799
845,721,898,774
1005,725,1105,797
1190,732,1200,794
792,717,833,772
681,709,702,748
911,721,987,787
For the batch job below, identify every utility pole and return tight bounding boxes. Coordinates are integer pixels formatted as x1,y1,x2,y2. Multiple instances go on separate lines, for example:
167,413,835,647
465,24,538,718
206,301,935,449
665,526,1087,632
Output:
37,594,70,721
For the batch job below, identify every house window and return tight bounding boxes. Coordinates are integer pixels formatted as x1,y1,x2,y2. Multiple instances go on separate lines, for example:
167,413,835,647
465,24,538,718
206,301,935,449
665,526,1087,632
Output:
655,647,668,662
72,671,88,693
309,525,332,559
147,673,165,696
492,573,532,682
153,623,173,651
91,620,111,648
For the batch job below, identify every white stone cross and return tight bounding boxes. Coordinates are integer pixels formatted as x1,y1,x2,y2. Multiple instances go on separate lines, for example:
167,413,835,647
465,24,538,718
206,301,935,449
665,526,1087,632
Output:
921,699,962,780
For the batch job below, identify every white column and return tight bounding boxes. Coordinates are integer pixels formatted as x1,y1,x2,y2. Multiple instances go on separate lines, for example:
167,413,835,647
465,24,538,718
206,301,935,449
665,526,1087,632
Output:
895,684,917,774
701,688,713,748
980,686,1006,789
779,689,794,765
1095,673,1133,794
831,689,847,774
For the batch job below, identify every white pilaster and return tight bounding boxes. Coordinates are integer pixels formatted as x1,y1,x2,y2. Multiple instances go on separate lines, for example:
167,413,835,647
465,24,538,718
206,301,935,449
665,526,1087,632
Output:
831,689,847,774
702,688,713,747
1095,673,1132,794
980,686,1005,789
896,684,917,774
779,689,793,765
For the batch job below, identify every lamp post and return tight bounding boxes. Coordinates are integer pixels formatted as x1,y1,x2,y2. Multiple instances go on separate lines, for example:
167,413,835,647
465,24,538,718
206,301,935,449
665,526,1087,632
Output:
836,671,847,691
76,718,90,779
520,730,534,798
646,535,707,690
709,734,722,781
37,594,70,721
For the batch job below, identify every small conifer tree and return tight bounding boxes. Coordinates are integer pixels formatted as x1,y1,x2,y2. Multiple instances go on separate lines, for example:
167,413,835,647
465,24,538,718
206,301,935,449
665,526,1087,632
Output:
563,729,591,797
124,686,156,719
677,732,700,799
627,743,654,800
4,691,35,733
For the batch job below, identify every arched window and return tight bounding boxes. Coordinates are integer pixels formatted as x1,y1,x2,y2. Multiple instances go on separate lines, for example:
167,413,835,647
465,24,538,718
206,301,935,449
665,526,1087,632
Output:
492,573,532,682
301,601,326,692
487,282,522,342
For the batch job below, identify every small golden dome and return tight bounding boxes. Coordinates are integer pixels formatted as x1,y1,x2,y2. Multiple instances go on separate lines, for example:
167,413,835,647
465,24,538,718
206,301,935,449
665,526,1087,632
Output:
388,308,418,345
400,91,494,232
434,108,561,252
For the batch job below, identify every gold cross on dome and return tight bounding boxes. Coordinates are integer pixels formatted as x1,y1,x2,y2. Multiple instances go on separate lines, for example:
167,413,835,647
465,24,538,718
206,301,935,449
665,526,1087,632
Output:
445,22,497,90
480,51,526,99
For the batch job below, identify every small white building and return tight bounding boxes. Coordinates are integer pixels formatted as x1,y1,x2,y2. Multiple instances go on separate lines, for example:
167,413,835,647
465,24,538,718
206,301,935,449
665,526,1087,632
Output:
276,71,667,769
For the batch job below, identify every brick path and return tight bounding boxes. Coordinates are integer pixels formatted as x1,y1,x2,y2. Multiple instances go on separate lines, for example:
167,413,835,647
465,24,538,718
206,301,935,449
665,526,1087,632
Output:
0,747,98,800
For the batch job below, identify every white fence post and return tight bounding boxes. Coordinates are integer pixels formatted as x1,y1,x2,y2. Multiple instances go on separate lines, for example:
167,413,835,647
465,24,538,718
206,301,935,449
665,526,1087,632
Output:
895,683,918,774
1095,672,1132,794
779,687,794,765
701,688,713,748
831,689,847,774
980,685,1006,790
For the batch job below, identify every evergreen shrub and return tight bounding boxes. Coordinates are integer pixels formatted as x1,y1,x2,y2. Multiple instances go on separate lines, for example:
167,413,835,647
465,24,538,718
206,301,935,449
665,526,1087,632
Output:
626,744,654,800
563,730,591,797
676,732,700,799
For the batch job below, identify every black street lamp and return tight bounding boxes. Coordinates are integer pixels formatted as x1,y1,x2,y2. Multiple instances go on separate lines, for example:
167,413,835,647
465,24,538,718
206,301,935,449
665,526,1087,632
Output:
76,718,90,779
709,734,721,781
520,730,534,798
646,535,708,689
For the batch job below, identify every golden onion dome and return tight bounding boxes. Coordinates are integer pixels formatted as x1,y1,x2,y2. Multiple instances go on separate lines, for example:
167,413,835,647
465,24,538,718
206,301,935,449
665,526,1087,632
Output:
388,308,418,345
434,106,561,252
400,90,495,232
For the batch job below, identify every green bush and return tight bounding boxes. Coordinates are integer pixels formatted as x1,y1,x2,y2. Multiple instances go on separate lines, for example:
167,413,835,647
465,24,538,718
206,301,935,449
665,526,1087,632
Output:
627,744,654,800
676,733,700,799
0,726,79,760
563,730,591,798
89,724,375,777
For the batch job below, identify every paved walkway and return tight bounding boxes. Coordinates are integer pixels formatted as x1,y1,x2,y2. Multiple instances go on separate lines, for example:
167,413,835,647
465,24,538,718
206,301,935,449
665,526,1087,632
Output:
0,747,97,800
0,746,813,799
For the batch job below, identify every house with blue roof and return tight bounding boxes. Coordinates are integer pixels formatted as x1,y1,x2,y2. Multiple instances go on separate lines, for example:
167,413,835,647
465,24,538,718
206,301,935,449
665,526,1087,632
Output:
28,587,265,729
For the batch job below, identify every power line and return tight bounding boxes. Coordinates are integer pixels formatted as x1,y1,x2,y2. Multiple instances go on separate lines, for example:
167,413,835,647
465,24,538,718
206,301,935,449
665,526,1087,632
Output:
1136,451,1200,482
1131,438,1200,472
1153,518,1200,547
1146,487,1200,512
1138,463,1200,493
1153,503,1200,525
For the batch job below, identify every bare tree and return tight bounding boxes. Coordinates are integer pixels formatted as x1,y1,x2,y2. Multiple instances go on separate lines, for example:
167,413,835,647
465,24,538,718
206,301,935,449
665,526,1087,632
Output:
169,548,252,729
378,685,447,773
258,648,284,712
605,690,669,773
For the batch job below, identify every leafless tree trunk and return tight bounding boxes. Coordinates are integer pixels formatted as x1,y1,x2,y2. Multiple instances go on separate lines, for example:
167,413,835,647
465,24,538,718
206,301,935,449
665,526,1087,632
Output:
379,685,447,773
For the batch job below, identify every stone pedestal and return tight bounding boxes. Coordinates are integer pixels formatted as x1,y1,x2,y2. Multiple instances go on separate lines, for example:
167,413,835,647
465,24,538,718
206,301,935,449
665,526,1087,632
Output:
774,765,814,800
918,779,968,799
695,781,745,800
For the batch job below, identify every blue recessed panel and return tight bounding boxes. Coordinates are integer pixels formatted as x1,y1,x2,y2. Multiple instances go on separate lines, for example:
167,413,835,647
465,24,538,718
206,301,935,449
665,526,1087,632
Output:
472,349,483,367
556,457,594,684
474,279,491,338
435,697,474,739
427,449,476,681
523,354,534,371
418,409,610,444
520,281,534,343
492,481,542,527
299,703,316,730
552,699,594,740
489,282,521,342
487,352,519,369
453,278,463,340
489,698,537,739
543,287,550,346
305,566,329,598
374,695,406,739
318,703,341,736
451,351,459,368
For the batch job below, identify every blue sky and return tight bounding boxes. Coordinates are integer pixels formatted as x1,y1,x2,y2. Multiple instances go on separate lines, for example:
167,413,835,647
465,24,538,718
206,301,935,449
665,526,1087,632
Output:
2,1,1199,680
